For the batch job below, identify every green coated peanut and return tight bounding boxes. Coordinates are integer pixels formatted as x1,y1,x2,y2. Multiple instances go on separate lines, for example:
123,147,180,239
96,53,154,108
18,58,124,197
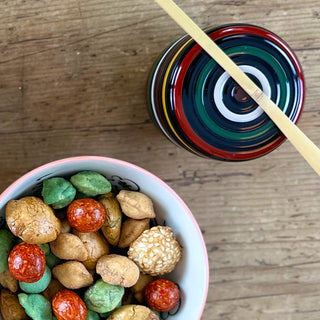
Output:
70,171,111,197
18,293,52,320
42,177,76,209
19,266,52,294
86,310,100,320
84,279,124,313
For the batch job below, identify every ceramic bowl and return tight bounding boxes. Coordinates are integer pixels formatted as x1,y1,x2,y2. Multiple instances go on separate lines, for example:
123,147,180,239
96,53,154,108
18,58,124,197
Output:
0,156,209,320
147,24,305,161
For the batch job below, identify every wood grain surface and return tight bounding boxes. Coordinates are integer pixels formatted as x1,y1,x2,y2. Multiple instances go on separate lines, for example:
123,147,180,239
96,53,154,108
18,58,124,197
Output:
1,0,320,319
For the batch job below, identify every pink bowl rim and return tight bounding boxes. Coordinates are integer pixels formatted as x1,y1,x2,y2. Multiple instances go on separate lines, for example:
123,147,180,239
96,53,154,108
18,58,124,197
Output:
0,155,209,319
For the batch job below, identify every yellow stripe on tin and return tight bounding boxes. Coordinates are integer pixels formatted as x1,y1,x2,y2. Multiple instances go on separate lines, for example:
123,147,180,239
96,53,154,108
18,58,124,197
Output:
161,39,205,157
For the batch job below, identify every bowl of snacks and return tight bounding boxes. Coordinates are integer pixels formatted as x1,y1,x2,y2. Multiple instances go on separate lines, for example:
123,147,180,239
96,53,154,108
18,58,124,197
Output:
0,156,209,320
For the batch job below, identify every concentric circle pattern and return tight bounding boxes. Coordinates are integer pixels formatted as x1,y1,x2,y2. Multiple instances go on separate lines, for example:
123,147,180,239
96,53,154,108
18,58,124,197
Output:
146,24,305,161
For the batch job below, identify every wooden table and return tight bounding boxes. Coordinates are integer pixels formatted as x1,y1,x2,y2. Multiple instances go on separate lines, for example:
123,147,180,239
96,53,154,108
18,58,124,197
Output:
1,0,320,319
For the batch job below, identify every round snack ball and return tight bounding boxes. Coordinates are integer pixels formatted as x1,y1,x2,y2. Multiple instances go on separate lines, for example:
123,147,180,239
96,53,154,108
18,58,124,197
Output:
128,226,182,276
144,278,180,312
42,177,77,209
67,198,106,233
70,171,111,197
19,266,51,293
52,289,87,320
9,243,46,283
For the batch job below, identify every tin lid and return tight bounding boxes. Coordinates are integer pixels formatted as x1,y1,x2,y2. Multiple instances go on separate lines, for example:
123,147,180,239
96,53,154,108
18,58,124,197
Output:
147,24,305,161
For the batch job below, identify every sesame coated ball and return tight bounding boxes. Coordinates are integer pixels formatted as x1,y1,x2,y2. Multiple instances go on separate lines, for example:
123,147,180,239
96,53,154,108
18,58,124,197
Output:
128,226,182,276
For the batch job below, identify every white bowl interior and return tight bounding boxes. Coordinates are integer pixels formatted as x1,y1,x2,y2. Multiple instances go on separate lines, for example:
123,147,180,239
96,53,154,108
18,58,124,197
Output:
0,157,208,320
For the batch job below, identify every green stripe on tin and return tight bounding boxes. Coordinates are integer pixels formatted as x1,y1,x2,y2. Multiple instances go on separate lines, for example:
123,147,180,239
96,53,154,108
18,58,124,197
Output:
194,45,290,140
